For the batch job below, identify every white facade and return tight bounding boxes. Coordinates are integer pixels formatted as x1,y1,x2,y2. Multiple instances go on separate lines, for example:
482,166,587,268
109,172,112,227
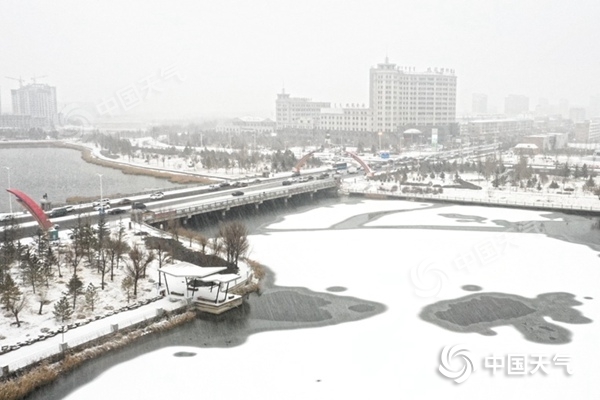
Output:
462,118,534,139
369,58,457,132
318,106,371,132
589,118,600,142
275,91,330,129
216,116,275,134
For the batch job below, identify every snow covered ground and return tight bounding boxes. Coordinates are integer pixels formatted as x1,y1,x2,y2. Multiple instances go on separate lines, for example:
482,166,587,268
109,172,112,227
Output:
0,218,250,373
57,199,600,400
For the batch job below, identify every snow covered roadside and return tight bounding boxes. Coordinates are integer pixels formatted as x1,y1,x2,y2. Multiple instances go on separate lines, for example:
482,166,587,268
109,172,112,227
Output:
342,173,600,213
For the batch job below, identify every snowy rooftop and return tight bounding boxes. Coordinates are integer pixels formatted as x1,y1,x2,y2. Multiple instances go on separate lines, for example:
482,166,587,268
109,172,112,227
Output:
158,262,227,278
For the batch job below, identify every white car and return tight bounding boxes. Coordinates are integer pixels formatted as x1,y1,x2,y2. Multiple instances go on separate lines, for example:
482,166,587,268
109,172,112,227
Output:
150,191,164,200
92,198,110,207
94,204,111,211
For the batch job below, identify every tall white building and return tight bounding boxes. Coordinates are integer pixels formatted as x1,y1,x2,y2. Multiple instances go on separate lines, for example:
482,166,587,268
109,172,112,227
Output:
11,83,58,126
369,58,457,133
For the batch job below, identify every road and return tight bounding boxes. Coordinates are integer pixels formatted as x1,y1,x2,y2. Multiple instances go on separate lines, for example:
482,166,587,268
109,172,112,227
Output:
1,170,344,238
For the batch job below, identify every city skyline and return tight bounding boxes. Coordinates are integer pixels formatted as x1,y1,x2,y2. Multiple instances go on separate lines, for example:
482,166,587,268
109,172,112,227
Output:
1,0,599,121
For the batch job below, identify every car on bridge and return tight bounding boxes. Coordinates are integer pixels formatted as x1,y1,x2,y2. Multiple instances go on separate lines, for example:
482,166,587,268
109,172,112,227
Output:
94,204,111,212
108,208,127,215
116,198,132,205
92,198,110,207
282,178,296,186
231,191,244,196
132,202,147,210
150,191,164,200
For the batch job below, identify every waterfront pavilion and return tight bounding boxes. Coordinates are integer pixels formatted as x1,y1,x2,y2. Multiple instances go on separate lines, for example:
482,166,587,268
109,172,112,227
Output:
158,261,227,298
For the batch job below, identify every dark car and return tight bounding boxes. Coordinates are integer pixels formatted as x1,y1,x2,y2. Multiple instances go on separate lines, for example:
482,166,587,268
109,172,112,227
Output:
219,181,231,188
48,208,68,218
131,202,147,210
231,191,244,196
117,198,132,205
108,208,127,215
317,172,329,180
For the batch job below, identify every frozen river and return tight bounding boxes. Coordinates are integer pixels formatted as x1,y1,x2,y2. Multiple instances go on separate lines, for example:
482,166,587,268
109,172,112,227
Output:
26,197,600,400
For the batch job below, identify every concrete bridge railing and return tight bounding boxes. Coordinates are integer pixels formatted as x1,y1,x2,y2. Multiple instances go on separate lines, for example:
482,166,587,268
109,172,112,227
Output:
145,180,338,223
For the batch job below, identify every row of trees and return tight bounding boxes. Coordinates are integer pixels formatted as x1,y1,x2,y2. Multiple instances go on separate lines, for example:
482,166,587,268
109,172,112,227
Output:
1,215,252,329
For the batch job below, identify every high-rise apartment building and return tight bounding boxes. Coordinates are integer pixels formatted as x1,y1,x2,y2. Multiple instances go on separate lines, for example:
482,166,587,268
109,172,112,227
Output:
504,94,529,116
11,83,58,126
369,58,457,132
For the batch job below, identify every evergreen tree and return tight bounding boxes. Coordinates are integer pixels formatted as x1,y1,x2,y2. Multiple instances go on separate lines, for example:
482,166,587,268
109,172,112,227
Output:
582,163,589,178
84,283,99,312
0,273,27,327
53,295,73,323
67,274,84,309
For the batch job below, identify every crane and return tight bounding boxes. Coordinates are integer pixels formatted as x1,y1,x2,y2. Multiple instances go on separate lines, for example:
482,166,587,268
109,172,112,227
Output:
5,76,24,87
31,75,47,84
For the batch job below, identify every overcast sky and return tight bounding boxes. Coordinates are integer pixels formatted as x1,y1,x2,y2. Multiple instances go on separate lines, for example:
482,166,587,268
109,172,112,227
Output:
1,0,599,120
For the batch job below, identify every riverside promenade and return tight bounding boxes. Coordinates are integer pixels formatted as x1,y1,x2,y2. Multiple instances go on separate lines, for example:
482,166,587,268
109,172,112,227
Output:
344,181,600,216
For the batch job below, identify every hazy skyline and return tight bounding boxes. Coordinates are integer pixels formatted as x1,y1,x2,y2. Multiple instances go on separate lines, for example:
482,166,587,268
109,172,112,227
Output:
1,0,599,121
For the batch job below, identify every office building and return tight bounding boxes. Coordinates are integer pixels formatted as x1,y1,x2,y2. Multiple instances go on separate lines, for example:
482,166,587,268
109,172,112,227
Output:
369,58,457,133
275,91,330,129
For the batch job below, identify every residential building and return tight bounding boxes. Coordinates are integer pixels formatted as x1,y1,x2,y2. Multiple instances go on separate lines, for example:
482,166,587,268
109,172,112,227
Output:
522,132,568,152
11,83,58,127
575,118,600,143
461,118,534,142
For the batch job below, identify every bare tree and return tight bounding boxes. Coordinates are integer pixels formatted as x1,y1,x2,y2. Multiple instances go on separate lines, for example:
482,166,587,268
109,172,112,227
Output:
37,287,50,315
197,233,208,254
219,220,250,267
126,245,155,297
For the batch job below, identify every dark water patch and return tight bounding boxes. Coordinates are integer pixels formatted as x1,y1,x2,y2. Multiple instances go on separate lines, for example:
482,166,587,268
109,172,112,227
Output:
326,286,347,292
420,292,592,344
462,284,482,292
173,351,197,357
349,304,376,313
24,265,386,400
251,291,333,322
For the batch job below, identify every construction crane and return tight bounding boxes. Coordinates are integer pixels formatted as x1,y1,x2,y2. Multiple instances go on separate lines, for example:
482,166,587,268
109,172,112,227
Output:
31,75,47,84
5,76,24,87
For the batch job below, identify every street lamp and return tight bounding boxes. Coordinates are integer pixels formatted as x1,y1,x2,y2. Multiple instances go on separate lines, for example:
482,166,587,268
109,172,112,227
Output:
3,166,12,214
97,173,103,205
